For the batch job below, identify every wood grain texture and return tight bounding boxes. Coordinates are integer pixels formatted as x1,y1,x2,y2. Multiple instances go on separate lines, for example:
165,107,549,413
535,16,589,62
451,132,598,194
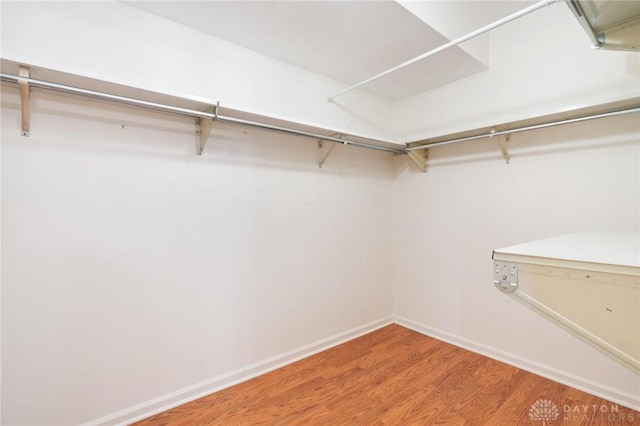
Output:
134,324,640,425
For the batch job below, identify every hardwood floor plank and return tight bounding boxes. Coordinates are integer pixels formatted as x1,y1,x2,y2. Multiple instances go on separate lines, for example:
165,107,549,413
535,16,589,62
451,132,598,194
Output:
135,324,640,425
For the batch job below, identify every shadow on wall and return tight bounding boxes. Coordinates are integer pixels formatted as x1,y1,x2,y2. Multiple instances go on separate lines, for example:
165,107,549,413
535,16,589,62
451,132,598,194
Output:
1,87,394,180
329,97,391,138
401,112,639,172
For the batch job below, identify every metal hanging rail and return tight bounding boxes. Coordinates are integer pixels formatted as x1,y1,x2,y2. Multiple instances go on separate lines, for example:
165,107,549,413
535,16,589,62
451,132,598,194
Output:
566,0,603,48
406,106,640,152
329,0,562,101
0,72,405,155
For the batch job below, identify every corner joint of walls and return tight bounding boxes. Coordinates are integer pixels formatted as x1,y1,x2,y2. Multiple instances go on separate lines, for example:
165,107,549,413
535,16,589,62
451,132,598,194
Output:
406,148,429,173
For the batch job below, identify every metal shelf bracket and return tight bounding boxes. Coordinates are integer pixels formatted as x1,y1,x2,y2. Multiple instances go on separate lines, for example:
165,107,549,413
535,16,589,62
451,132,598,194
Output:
318,133,342,168
493,261,518,293
407,148,429,173
18,65,30,137
491,129,511,163
196,101,218,155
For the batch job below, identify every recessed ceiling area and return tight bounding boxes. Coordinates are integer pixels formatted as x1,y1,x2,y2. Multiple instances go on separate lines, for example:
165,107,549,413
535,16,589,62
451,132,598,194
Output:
124,1,508,101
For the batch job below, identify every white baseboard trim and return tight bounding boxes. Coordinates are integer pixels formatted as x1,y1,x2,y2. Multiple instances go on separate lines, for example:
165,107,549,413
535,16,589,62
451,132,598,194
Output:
393,315,640,412
84,314,638,425
82,316,394,426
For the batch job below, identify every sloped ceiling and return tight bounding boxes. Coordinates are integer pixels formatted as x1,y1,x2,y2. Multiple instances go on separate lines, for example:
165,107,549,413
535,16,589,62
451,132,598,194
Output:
125,1,531,101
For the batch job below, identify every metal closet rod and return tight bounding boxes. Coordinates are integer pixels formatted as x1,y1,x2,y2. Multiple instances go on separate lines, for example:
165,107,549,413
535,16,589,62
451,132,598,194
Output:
566,0,603,49
0,72,405,155
329,0,562,100
405,106,640,152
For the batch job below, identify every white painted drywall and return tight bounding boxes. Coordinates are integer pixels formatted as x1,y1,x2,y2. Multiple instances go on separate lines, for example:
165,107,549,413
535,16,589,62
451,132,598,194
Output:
0,1,394,143
2,0,640,423
0,87,394,425
392,3,640,141
393,111,640,406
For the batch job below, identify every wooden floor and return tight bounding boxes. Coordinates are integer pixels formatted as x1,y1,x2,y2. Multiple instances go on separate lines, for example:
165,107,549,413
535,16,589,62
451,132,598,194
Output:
135,324,639,425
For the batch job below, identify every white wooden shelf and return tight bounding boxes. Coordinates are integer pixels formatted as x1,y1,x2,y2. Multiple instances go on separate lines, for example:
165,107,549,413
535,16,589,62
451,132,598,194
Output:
493,232,640,373
494,233,640,276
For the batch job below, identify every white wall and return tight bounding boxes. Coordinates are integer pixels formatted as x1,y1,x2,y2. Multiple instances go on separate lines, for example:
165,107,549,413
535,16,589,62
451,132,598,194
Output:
392,3,640,141
0,1,394,143
393,112,640,406
0,87,394,425
391,0,640,407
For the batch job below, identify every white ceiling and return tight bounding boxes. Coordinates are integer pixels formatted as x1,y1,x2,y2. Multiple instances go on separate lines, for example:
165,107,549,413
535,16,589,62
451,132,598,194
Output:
126,1,531,101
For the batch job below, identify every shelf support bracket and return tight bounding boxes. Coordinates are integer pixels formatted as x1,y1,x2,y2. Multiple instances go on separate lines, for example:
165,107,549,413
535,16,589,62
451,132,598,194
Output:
407,148,429,173
491,129,510,163
196,101,218,155
18,65,30,137
318,133,342,168
497,134,511,163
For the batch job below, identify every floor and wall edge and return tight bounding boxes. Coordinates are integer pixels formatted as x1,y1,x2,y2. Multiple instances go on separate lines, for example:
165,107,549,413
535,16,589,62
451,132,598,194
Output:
81,316,394,426
393,315,640,412
82,314,639,425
